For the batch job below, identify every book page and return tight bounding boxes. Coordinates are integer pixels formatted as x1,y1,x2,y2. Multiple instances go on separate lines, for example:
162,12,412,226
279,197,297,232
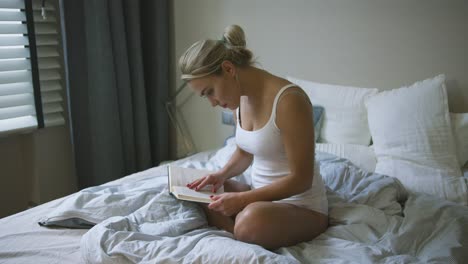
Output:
172,186,221,203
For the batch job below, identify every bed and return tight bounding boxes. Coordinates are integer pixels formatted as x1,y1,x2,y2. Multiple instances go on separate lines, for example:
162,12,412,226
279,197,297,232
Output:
0,74,467,263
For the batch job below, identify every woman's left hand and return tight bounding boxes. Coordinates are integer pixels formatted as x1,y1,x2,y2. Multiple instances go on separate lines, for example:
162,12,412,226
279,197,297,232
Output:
208,192,247,216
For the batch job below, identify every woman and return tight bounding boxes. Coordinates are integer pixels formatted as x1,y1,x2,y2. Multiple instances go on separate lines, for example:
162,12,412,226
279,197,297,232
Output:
179,25,328,250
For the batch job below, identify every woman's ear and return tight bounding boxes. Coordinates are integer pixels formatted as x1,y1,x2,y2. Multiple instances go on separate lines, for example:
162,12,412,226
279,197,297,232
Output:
221,60,236,77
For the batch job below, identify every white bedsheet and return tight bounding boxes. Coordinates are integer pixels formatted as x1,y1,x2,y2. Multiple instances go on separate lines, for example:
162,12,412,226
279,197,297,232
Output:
0,151,215,264
1,148,467,263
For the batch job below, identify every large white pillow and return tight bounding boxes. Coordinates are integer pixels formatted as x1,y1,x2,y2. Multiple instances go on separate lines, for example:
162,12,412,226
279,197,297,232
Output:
366,74,466,205
287,76,378,145
315,143,377,172
450,112,468,167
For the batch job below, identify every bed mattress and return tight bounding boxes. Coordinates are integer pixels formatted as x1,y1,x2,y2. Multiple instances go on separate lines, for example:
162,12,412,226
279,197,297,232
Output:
0,147,467,263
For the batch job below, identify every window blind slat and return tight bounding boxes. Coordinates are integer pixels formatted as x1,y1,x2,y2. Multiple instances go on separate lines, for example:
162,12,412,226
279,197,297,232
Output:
34,24,57,34
0,24,27,34
40,80,61,92
0,82,33,96
0,116,37,134
0,36,29,46
41,92,61,103
0,47,30,59
0,70,32,84
36,46,58,57
44,113,64,126
0,10,26,21
0,93,34,108
42,102,62,114
36,36,58,46
33,13,56,23
0,0,24,9
0,59,30,71
39,69,60,81
38,57,59,69
32,1,55,11
0,104,35,119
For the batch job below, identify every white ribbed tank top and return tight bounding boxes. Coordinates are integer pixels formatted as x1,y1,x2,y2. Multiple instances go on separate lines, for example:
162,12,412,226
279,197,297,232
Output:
235,84,328,215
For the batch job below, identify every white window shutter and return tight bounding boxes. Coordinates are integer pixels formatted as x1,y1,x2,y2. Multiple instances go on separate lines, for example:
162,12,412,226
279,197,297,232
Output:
0,0,38,134
33,0,65,127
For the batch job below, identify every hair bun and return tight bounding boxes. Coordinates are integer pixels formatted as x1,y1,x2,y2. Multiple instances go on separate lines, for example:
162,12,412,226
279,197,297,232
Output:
222,25,246,48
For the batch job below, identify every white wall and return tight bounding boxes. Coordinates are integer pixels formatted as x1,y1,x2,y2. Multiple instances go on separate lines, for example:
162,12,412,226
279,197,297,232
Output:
173,0,468,156
0,126,77,218
0,135,29,217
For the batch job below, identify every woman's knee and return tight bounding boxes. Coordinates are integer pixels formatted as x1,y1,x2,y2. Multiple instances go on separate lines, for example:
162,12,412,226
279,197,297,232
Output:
233,202,270,243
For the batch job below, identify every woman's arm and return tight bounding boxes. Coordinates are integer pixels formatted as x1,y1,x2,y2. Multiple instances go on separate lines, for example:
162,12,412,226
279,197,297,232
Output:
188,145,252,192
219,146,253,179
189,110,253,191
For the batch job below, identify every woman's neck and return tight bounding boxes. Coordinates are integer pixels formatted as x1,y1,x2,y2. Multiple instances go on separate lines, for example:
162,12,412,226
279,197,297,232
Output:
238,66,271,101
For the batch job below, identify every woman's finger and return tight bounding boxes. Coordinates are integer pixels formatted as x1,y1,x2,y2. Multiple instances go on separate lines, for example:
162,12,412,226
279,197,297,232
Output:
210,195,221,201
195,175,215,191
189,177,204,186
208,197,222,210
187,177,205,189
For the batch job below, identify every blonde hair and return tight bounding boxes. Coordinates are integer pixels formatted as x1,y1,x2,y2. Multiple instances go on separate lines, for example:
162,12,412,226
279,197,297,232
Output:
179,25,254,80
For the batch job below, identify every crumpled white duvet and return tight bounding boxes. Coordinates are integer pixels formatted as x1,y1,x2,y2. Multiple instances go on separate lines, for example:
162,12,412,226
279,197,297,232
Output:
39,149,468,264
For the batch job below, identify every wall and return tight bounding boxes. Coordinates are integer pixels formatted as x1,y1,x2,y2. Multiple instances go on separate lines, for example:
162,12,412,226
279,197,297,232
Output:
172,0,468,156
0,126,76,218
0,135,29,217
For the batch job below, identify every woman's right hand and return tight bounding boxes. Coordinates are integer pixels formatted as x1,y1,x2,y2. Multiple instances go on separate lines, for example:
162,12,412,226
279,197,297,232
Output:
187,172,227,193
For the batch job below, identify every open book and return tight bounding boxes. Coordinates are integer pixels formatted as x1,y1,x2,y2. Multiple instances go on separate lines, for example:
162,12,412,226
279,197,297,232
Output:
168,165,224,203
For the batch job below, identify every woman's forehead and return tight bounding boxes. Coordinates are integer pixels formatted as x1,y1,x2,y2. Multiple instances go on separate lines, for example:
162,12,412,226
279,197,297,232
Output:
188,77,213,90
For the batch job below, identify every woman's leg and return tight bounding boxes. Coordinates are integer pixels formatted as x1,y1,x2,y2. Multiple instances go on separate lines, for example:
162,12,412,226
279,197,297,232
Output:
200,179,251,233
234,201,328,250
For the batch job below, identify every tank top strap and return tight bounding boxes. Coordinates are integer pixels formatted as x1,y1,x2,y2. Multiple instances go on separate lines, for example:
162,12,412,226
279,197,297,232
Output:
270,83,298,121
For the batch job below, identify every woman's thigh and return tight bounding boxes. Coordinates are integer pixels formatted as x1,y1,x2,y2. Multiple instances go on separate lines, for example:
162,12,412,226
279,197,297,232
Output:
198,179,251,232
234,201,328,250
223,179,251,192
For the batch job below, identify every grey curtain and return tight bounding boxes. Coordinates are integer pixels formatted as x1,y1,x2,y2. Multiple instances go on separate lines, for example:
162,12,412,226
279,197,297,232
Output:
62,0,169,189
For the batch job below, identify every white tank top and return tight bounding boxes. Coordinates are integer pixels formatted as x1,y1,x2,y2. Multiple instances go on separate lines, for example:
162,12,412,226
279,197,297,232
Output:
235,84,328,215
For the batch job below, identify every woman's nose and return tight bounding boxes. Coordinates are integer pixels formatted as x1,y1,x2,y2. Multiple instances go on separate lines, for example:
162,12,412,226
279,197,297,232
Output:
208,97,218,107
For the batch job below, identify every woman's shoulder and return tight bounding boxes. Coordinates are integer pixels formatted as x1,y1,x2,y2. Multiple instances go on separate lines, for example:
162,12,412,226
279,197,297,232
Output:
276,87,311,112
274,82,314,129
263,77,312,114
275,81,310,106
265,75,307,99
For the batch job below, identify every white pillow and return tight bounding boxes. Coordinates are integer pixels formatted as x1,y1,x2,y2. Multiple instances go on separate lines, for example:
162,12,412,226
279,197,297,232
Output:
287,76,378,145
366,74,466,205
315,143,377,172
450,112,468,167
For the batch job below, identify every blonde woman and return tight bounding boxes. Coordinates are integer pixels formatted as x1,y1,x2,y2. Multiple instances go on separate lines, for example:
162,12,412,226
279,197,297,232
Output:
180,25,328,250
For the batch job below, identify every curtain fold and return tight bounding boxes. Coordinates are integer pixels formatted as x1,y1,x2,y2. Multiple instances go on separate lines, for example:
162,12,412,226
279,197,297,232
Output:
63,0,169,189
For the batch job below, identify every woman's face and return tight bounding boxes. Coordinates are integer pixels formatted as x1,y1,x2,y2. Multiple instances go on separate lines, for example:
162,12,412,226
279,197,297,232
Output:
188,62,240,110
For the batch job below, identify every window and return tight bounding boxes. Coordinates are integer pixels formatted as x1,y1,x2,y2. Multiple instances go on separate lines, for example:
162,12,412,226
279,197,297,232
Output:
0,0,65,135
34,0,65,127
